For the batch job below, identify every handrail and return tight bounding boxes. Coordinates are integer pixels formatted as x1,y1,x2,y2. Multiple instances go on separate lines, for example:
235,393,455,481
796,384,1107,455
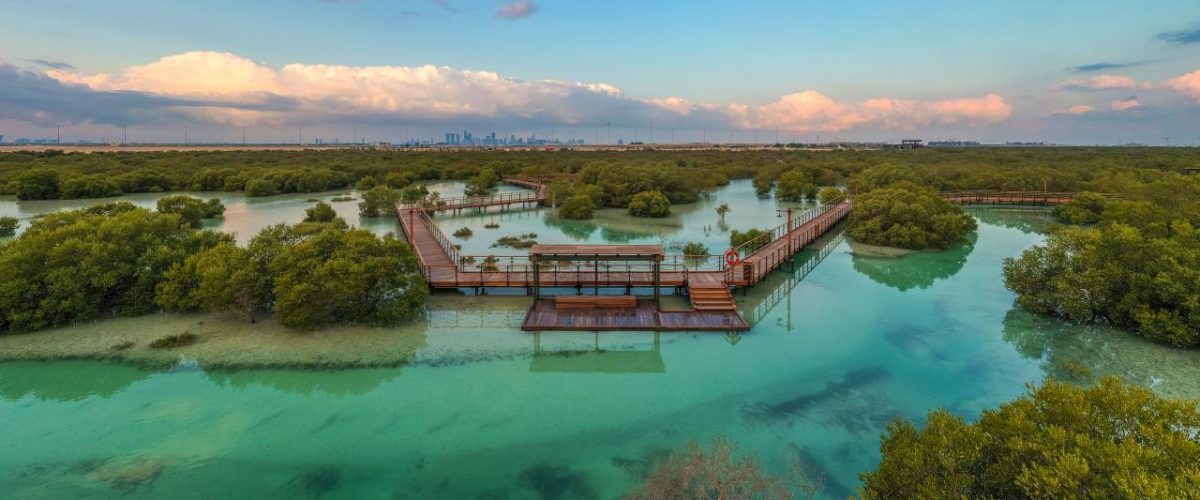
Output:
729,194,849,257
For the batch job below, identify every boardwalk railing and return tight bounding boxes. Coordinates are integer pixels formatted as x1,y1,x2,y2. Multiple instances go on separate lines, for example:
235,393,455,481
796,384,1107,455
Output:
939,191,1105,205
397,205,462,280
417,190,543,212
728,197,852,286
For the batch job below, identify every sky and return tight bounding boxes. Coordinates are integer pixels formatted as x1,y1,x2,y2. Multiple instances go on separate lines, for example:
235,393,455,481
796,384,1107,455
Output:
2,0,1200,145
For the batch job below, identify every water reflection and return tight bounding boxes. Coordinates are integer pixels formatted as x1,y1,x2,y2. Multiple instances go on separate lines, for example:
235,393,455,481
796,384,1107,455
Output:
1000,307,1200,398
530,332,665,374
739,230,846,327
542,213,599,241
851,232,977,291
967,207,1052,235
0,360,152,402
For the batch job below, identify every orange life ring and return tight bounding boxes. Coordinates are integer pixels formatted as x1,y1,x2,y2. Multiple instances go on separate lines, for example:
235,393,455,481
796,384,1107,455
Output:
724,249,740,267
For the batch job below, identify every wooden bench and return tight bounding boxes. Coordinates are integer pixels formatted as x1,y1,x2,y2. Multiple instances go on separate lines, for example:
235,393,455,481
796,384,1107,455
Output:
554,295,637,310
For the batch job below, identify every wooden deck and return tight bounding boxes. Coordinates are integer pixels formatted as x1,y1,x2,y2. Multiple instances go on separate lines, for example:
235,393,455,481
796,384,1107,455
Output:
728,200,852,286
521,299,749,331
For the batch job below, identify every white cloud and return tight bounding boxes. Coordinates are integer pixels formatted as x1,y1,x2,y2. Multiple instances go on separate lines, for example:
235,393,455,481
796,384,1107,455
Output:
38,51,1013,133
1165,69,1200,101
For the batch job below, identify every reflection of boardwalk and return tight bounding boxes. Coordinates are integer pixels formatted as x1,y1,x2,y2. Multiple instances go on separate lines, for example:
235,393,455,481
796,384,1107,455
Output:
521,299,749,331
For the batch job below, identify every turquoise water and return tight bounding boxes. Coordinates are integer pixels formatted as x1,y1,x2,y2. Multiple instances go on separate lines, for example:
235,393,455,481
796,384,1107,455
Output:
3,183,1199,499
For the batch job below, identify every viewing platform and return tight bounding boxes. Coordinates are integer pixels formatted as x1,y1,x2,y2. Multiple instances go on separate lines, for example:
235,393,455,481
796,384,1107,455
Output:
397,177,1079,333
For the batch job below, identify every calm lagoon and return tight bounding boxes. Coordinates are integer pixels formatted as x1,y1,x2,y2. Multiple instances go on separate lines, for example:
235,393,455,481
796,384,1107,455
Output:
2,180,1198,499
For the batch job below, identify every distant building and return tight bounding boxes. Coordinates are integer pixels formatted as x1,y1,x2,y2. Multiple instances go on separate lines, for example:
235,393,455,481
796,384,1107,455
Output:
928,140,981,148
900,139,923,150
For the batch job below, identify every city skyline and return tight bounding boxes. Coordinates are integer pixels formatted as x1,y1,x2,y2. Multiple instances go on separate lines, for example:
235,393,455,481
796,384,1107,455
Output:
2,0,1200,144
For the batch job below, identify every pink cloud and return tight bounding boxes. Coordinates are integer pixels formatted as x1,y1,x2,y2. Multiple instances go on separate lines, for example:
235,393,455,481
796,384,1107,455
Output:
1056,105,1096,115
1110,98,1141,111
497,0,536,19
1165,69,1200,101
751,92,1011,133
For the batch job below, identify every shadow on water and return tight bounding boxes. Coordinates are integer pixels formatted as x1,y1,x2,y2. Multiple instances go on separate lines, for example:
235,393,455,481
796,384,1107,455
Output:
205,367,404,397
0,360,152,402
517,464,599,500
743,367,893,432
850,232,977,291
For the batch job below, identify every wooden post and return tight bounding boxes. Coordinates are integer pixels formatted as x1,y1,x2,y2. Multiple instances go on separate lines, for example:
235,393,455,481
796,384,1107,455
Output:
532,255,540,302
653,258,661,307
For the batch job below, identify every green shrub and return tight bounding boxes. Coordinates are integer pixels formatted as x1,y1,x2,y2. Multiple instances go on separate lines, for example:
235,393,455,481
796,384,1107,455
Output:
730,228,767,248
682,242,709,256
860,378,1200,499
628,190,671,218
558,195,596,220
847,181,976,250
304,202,338,223
156,195,225,227
453,227,473,238
358,185,399,217
0,216,17,236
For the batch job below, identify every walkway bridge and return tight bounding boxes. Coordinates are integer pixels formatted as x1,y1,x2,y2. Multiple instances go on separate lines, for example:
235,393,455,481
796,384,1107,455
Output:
398,180,1084,332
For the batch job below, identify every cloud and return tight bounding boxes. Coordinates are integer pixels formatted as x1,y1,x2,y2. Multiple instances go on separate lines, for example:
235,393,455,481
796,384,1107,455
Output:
1156,25,1200,44
1055,105,1096,115
1051,74,1149,92
1110,97,1141,111
497,0,536,19
28,50,1013,134
749,92,1011,133
27,59,75,70
1070,61,1145,73
1164,69,1200,101
430,0,458,13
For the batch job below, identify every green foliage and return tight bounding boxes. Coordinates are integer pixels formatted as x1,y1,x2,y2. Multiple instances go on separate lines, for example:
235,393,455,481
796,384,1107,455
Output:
1052,191,1110,224
383,172,411,188
558,195,597,220
355,176,378,191
156,243,262,321
452,227,473,238
715,203,731,220
244,178,278,197
156,195,225,228
1003,221,1200,347
848,182,977,250
682,242,709,256
493,233,538,249
818,187,846,205
627,190,671,218
157,222,428,330
358,185,399,217
60,175,122,198
730,228,767,249
860,377,1200,499
464,168,499,197
303,201,338,223
16,169,60,200
398,184,428,204
0,206,230,332
0,216,17,236
775,169,817,201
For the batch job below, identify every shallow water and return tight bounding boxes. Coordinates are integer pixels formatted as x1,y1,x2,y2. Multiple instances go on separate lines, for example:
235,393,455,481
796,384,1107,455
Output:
2,182,1198,499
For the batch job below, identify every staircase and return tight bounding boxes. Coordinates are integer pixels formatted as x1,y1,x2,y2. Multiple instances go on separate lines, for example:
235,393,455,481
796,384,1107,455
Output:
688,286,737,311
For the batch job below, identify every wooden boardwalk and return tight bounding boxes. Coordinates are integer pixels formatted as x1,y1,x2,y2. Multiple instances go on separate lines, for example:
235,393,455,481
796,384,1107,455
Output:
400,183,1082,332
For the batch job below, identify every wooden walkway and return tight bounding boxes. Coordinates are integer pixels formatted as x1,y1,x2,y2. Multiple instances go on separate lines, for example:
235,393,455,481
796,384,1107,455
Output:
399,183,1083,332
